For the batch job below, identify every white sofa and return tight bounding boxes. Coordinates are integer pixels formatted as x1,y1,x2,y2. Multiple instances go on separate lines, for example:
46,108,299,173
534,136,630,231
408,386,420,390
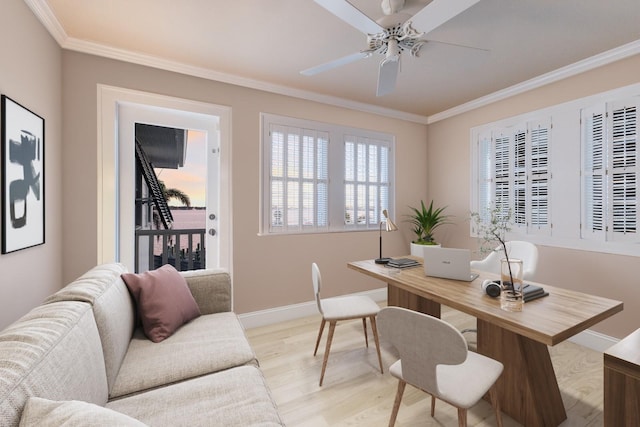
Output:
0,263,284,426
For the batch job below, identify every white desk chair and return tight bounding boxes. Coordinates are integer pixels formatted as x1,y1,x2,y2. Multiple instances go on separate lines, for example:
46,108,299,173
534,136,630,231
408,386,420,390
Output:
378,306,504,427
470,240,539,280
311,262,383,386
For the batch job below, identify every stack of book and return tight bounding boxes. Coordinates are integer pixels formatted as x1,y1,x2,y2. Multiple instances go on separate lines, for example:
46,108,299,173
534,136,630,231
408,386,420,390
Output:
386,258,421,269
523,284,549,302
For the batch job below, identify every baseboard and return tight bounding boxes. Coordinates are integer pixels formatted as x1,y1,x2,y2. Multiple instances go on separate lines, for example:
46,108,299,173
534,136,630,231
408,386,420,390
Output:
239,287,619,353
568,328,619,353
238,287,387,330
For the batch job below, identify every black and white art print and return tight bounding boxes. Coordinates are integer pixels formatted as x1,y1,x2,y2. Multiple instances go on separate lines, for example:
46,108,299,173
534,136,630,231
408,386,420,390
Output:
1,95,44,254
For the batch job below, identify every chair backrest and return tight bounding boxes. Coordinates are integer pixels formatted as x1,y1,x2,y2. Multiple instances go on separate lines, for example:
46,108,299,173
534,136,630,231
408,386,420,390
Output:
470,240,538,280
378,306,467,394
311,263,324,315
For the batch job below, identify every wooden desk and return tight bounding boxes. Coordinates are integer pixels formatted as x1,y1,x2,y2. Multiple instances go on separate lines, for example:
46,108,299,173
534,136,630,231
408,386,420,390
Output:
604,328,640,426
348,258,623,427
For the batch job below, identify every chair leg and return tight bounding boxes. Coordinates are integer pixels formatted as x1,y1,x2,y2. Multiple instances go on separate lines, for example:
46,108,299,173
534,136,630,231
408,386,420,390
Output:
319,321,336,387
369,315,384,374
488,384,504,427
457,407,467,427
388,380,406,427
313,319,326,356
430,395,436,417
362,318,369,347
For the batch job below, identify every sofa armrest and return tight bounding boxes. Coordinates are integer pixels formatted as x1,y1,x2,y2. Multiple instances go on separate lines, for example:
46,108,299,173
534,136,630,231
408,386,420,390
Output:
179,269,231,314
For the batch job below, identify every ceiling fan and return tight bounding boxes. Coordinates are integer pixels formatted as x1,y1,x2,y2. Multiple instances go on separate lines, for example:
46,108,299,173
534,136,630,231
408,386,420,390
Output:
301,0,482,96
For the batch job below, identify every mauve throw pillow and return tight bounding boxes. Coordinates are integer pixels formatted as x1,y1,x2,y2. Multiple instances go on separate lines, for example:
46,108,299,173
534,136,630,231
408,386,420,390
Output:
121,264,201,343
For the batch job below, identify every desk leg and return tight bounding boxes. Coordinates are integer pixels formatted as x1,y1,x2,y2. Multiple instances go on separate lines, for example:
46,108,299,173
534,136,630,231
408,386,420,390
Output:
477,319,567,427
387,284,441,318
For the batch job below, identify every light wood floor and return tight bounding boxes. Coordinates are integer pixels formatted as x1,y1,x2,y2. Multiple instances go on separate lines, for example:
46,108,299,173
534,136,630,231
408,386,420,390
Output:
246,304,604,426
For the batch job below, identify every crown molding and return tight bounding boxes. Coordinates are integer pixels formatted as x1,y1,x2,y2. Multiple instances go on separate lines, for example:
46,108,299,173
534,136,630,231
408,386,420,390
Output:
25,0,640,126
24,0,67,45
427,39,640,124
63,37,430,125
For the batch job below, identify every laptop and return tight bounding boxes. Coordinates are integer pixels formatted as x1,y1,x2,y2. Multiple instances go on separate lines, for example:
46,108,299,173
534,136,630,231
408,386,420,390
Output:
423,247,479,282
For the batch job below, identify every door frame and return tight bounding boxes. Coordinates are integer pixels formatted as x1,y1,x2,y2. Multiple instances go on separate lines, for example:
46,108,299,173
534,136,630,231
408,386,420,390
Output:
97,85,232,274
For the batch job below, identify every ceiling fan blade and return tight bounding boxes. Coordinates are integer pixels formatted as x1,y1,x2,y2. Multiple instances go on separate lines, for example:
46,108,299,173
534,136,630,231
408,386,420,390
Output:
376,58,399,97
410,0,481,35
313,0,384,35
301,51,370,76
423,39,489,53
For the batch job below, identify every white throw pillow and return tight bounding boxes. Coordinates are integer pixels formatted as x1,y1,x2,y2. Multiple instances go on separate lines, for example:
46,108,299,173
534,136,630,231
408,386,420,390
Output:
19,397,148,427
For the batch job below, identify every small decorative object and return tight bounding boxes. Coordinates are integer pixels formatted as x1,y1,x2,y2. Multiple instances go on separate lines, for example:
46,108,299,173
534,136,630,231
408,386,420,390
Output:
471,203,523,312
375,209,398,264
1,96,45,253
500,258,524,311
406,200,452,255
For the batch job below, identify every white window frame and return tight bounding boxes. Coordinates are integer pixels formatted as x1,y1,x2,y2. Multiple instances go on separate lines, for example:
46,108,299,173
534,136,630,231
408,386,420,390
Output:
470,82,640,258
260,113,395,235
471,119,552,237
581,97,640,243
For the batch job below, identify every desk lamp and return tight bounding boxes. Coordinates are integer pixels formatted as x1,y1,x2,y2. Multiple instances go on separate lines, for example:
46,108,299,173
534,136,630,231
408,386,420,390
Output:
375,209,398,264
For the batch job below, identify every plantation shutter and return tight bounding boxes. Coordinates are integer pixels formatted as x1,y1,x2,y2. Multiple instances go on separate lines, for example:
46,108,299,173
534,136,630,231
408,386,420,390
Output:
478,122,552,233
269,124,329,232
608,99,639,242
513,127,527,229
581,106,606,240
344,136,390,227
493,129,511,219
476,132,492,223
528,119,551,234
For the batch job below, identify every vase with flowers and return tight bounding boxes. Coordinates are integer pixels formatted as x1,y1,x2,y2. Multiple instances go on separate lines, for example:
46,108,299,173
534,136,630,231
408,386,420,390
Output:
471,203,524,311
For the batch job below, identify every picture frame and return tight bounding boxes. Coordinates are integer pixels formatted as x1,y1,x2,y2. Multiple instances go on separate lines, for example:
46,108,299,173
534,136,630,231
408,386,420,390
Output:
1,95,45,253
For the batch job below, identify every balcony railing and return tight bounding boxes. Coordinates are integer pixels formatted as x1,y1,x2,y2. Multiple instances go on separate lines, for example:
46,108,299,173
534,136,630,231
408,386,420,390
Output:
135,228,206,273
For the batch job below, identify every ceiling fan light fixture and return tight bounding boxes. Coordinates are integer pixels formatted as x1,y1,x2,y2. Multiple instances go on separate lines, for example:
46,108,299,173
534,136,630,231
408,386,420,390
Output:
386,39,400,61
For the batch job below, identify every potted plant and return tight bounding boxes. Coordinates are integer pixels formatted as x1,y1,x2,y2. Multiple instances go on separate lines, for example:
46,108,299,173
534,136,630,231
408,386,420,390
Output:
406,200,453,256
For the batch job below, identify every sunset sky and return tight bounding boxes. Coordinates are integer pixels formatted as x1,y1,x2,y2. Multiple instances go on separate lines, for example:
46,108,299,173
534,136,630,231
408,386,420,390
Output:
154,130,207,207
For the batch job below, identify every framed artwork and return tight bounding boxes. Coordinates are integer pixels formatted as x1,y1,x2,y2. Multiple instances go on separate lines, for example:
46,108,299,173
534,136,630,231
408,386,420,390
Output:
1,95,45,253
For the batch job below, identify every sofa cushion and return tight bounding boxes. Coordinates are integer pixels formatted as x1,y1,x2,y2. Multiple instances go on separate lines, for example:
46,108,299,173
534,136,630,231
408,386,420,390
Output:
0,302,108,427
109,312,257,399
180,269,232,314
121,264,201,343
106,365,284,426
44,263,135,394
19,397,147,427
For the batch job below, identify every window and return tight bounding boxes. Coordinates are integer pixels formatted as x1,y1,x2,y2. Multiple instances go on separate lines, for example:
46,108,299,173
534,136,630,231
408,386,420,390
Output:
473,119,551,235
262,114,394,234
471,83,640,257
344,135,392,227
581,98,639,243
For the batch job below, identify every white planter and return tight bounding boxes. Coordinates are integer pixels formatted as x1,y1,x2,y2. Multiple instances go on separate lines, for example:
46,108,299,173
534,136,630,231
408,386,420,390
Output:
410,242,441,257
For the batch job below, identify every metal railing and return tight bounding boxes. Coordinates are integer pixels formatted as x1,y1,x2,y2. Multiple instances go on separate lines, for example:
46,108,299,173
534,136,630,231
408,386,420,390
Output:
134,228,206,273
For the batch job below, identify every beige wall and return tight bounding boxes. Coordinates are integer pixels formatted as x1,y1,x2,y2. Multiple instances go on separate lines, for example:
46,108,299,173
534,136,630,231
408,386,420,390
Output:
7,0,634,340
427,54,640,339
0,0,62,330
61,51,428,315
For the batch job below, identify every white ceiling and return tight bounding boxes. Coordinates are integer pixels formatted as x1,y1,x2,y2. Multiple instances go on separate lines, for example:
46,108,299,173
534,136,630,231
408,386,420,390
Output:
30,0,640,121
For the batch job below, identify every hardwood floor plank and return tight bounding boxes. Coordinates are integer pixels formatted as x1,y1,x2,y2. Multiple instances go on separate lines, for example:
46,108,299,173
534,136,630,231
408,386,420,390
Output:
246,304,604,426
